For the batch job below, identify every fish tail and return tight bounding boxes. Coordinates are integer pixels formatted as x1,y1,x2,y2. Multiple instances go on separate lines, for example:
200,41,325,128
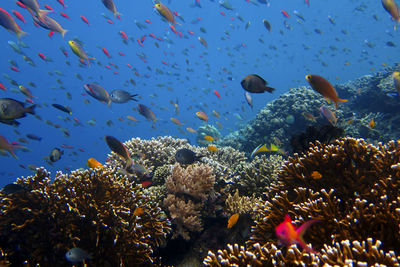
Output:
38,9,53,19
297,236,318,254
7,149,18,159
25,104,36,115
16,30,27,40
295,219,319,252
61,29,68,38
265,86,275,93
334,98,348,109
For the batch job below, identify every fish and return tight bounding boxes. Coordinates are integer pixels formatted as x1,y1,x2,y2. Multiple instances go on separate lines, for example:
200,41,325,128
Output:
49,148,63,162
0,98,36,126
154,3,179,25
83,83,111,106
262,19,271,32
186,127,197,133
170,117,183,125
26,134,42,141
244,92,253,109
241,74,275,93
133,207,144,216
207,144,218,151
204,136,214,141
19,0,52,20
250,144,269,158
52,104,72,114
105,136,133,167
1,183,25,194
0,135,24,159
68,40,94,66
87,158,103,169
0,8,26,39
65,248,93,263
227,213,239,229
198,36,208,48
137,104,158,128
196,111,208,122
109,89,138,103
311,171,322,179
18,85,34,98
369,119,375,129
302,112,316,122
392,72,400,94
320,105,337,125
305,75,347,109
381,0,400,30
101,0,120,17
175,148,203,164
275,214,319,254
33,14,68,38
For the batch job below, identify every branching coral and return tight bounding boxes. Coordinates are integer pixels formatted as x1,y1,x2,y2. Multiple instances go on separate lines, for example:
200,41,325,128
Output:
225,189,261,219
164,163,215,240
0,167,171,266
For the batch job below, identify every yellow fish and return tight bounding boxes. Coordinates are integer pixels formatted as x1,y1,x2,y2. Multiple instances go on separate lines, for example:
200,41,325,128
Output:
392,72,400,94
87,158,103,169
207,144,218,151
250,144,269,158
154,3,179,25
382,0,400,30
204,135,214,141
68,40,95,66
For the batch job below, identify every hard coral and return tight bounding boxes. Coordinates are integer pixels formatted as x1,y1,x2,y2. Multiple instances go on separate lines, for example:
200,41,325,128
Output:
0,167,171,266
164,163,215,240
248,137,400,256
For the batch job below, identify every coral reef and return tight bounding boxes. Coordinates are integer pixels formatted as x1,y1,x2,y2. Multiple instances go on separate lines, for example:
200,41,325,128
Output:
164,163,215,240
196,124,221,146
220,66,400,156
0,167,171,266
224,189,261,217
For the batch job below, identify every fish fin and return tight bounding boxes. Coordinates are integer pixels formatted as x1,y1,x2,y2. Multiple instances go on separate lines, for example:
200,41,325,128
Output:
337,98,347,103
325,98,331,104
265,86,275,93
297,236,318,254
296,219,319,240
16,30,27,40
61,29,68,38
38,9,53,19
25,104,36,115
252,74,267,85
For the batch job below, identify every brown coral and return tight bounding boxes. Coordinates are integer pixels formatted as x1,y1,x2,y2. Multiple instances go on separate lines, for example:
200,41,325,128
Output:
0,167,171,266
164,163,215,240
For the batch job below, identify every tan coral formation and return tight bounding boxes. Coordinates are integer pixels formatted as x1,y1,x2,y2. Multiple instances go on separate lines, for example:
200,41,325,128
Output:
204,137,400,265
164,163,215,240
0,167,171,266
225,189,261,219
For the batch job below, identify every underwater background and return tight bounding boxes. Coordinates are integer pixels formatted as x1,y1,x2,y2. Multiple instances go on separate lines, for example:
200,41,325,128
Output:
0,0,399,187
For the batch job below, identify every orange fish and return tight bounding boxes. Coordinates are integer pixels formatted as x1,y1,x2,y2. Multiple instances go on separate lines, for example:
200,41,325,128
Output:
203,136,214,141
320,106,337,125
302,112,316,122
133,207,144,216
306,74,347,109
382,0,400,30
154,2,179,25
186,127,197,133
275,214,319,254
196,111,208,122
126,115,138,122
207,144,218,151
170,117,183,125
87,158,103,169
311,171,322,179
369,119,375,129
227,213,239,229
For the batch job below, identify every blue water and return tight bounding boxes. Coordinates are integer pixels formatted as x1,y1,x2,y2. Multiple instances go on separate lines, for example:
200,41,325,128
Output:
0,0,398,187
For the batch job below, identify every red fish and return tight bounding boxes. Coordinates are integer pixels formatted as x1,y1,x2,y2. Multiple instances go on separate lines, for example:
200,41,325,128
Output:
119,30,128,40
60,12,70,19
213,89,221,98
305,0,310,6
0,82,6,91
275,214,319,254
12,10,25,23
141,181,152,187
44,4,53,10
220,11,226,16
281,10,290,18
145,19,152,24
107,19,114,24
16,2,27,9
48,31,54,38
80,15,89,25
10,66,20,72
102,48,111,57
57,0,67,8
38,52,46,61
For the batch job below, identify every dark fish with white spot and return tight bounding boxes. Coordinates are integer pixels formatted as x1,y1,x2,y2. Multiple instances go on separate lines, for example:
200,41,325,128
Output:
175,148,204,164
110,89,138,104
0,98,36,126
65,248,93,263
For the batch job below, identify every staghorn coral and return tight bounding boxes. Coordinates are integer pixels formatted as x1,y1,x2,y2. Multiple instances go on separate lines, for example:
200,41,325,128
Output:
164,163,215,240
152,164,172,185
0,167,171,266
203,238,400,266
225,189,261,219
245,137,400,259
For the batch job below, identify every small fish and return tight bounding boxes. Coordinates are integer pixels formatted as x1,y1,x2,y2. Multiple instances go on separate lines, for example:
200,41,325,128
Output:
109,89,138,104
26,134,42,141
0,8,26,39
170,117,183,125
244,92,253,109
306,74,347,109
105,136,132,167
275,214,319,254
198,36,208,48
392,72,400,95
381,0,400,30
320,105,337,125
19,0,52,20
137,104,158,128
65,248,93,263
87,158,103,169
262,19,271,32
186,127,197,133
101,0,120,17
68,40,94,66
241,74,275,93
175,148,203,164
311,171,322,179
154,2,179,25
250,144,269,158
49,148,63,162
369,119,375,129
18,85,34,98
83,83,111,106
227,213,239,229
207,144,218,151
52,103,72,114
1,183,25,194
203,135,214,141
196,111,208,122
34,14,68,38
133,207,144,216
302,112,316,122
